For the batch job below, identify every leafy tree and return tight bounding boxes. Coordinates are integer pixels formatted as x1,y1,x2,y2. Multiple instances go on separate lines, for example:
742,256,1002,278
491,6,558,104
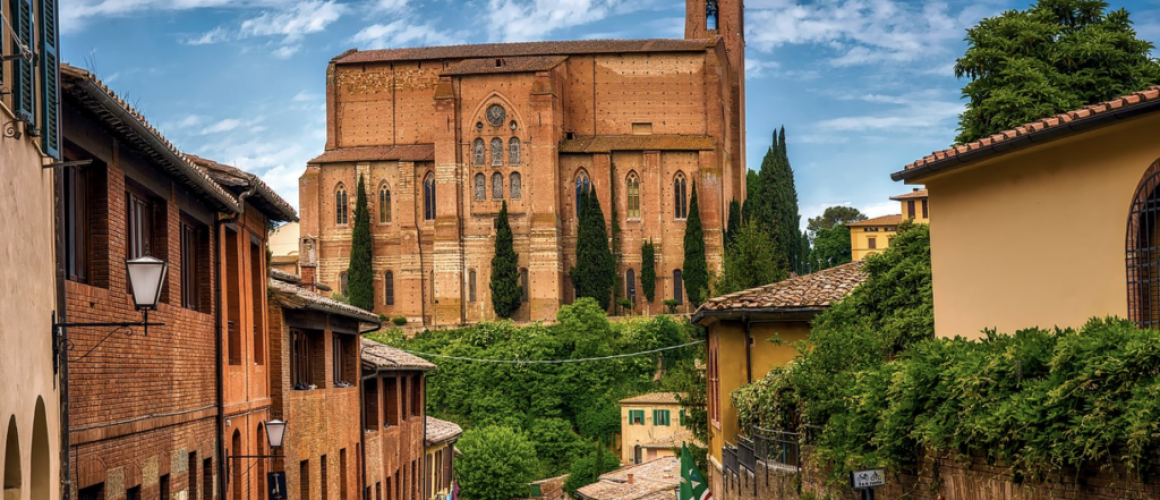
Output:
490,201,522,318
457,426,539,500
571,186,615,310
641,240,657,305
810,223,853,271
563,441,619,494
528,418,586,478
576,396,622,443
806,206,867,234
725,199,742,248
682,182,709,306
347,174,374,310
713,221,785,295
955,0,1160,143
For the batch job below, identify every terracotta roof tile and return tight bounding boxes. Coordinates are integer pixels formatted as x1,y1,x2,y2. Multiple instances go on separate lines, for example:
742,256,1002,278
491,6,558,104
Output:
888,189,928,201
187,154,298,222
559,135,715,153
619,393,683,405
270,269,301,284
577,457,680,500
425,417,463,445
268,277,382,324
441,55,568,76
900,84,1160,177
309,145,435,164
335,39,712,64
693,261,867,318
845,214,903,227
360,338,436,371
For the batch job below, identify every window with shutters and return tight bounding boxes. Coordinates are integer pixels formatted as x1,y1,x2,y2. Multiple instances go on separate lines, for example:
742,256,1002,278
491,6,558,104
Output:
10,0,34,125
492,173,503,200
335,184,349,225
65,166,90,283
907,200,916,219
673,173,688,220
180,218,208,311
626,172,641,219
379,184,392,224
922,199,929,218
38,0,60,158
424,173,436,221
868,237,877,249
291,330,320,389
384,271,394,305
384,376,399,426
126,190,154,259
411,374,422,416
510,172,522,200
629,410,644,425
653,409,670,426
490,137,503,166
509,137,521,165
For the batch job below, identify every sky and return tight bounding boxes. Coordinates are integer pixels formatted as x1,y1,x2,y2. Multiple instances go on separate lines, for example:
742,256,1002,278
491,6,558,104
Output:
59,0,1160,224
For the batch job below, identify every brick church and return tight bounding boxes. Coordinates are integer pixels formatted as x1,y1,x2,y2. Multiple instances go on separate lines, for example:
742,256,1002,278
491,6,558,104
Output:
299,0,747,324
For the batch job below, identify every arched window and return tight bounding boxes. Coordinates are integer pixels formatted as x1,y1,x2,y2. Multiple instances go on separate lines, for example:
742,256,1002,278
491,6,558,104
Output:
510,173,522,200
521,268,529,303
626,268,636,304
490,138,503,166
492,173,503,200
1128,161,1160,327
335,184,349,225
469,270,477,303
340,272,349,296
473,138,485,166
474,173,486,201
575,171,590,217
673,269,684,305
706,0,718,30
626,172,641,219
673,173,688,220
424,173,436,221
509,137,521,165
379,184,392,224
384,271,395,305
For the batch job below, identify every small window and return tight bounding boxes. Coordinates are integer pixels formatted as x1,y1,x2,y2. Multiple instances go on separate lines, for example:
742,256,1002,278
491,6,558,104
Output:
291,330,312,388
629,410,644,425
379,185,392,223
335,184,349,225
180,219,207,311
907,200,916,219
922,199,929,218
384,271,395,306
521,269,529,303
424,174,436,221
626,269,636,304
474,173,486,201
492,173,503,200
490,138,503,166
868,237,877,249
679,409,686,426
341,272,349,296
64,166,90,282
510,173,522,200
626,173,641,219
126,189,155,259
473,138,485,166
653,409,670,426
574,171,590,217
385,376,399,425
411,374,422,416
469,270,477,303
509,137,521,165
673,269,684,305
673,173,688,220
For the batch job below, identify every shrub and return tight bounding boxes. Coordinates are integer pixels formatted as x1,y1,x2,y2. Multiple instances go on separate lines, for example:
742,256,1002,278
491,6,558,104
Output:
663,299,679,314
392,316,407,326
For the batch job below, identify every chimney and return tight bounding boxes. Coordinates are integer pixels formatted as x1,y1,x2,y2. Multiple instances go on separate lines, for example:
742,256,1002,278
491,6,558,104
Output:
627,474,634,485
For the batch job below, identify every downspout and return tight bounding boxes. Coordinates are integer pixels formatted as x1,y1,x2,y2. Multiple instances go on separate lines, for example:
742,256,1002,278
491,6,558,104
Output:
55,162,72,500
422,377,428,500
743,316,752,384
359,368,368,500
215,188,255,500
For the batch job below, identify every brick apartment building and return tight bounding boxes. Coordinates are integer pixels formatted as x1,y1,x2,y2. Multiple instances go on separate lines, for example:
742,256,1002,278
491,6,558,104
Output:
359,340,434,500
59,64,296,500
298,0,747,325
267,272,381,500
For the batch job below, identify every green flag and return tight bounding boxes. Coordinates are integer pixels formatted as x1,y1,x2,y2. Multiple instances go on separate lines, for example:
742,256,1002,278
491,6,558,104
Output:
679,445,712,500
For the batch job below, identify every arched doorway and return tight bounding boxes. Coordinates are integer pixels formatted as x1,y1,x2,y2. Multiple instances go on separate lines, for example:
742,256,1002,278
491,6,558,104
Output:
4,416,21,500
1127,161,1160,327
256,424,266,500
31,398,49,500
231,430,243,500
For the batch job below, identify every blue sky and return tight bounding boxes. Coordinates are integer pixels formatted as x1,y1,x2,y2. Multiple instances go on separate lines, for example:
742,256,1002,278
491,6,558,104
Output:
59,0,1160,223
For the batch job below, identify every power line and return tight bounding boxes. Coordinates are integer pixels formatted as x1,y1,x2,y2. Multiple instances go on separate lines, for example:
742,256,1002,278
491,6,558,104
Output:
390,340,704,364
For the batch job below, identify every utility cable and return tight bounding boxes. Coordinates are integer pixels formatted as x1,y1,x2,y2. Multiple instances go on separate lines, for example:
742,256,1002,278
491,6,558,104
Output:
388,340,704,364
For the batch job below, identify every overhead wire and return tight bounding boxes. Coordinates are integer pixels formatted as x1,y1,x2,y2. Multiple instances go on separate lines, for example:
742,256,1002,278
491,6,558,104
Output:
390,340,705,364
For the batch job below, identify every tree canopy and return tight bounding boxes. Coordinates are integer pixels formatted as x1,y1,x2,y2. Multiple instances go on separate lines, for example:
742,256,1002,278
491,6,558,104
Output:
806,206,867,234
955,0,1160,143
809,223,854,272
456,426,539,500
347,174,374,311
714,221,786,295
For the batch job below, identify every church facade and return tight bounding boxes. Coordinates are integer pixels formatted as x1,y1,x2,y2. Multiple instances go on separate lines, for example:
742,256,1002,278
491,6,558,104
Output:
299,0,747,324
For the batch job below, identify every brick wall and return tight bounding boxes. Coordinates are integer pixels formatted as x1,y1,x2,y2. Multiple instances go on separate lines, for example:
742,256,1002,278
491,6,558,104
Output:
363,371,426,500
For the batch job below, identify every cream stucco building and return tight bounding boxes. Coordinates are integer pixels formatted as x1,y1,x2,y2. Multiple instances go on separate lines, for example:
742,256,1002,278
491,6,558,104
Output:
619,393,698,466
847,188,928,261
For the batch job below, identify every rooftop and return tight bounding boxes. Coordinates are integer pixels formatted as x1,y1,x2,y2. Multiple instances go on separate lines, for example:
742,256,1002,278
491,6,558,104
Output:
895,85,1160,182
846,214,904,227
267,275,381,324
559,135,716,154
619,393,683,405
425,416,463,446
361,338,436,371
889,189,928,201
692,261,868,323
334,38,713,64
577,457,680,500
187,154,298,222
309,144,436,164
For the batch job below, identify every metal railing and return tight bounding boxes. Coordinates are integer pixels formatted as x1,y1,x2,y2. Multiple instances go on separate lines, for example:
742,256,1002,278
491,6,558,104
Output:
738,436,756,472
752,427,802,469
723,442,739,474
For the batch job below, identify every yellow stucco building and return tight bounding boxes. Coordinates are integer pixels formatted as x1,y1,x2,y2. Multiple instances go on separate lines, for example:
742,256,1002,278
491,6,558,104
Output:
892,86,1160,338
424,417,462,500
847,188,929,261
691,262,867,500
619,393,699,465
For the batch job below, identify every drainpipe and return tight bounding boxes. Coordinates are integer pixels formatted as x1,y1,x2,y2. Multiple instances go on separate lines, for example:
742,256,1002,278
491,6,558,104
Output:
54,160,72,500
215,188,255,500
743,317,753,384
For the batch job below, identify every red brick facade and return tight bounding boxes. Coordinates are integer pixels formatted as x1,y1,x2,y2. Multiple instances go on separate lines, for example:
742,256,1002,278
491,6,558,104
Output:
300,0,746,325
361,371,428,500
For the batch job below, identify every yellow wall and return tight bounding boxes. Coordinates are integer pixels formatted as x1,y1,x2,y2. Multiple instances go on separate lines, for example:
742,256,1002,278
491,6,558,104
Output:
850,225,897,262
425,440,454,500
917,112,1160,338
706,320,811,463
619,400,687,464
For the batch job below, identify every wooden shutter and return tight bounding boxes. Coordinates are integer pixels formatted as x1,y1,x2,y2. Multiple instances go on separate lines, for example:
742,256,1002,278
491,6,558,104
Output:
39,0,60,158
11,0,35,124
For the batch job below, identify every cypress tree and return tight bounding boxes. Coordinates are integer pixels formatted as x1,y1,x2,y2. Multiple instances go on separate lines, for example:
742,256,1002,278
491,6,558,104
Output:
490,201,522,318
799,230,812,275
347,174,375,311
641,239,657,304
725,199,741,248
570,186,614,310
682,182,708,306
778,127,802,273
748,127,801,278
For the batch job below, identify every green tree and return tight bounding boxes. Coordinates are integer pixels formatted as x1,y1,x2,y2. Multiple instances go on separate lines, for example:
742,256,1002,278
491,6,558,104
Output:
725,199,742,248
571,186,615,310
528,418,586,478
749,128,801,277
490,201,522,318
714,221,786,295
563,440,619,494
955,0,1160,144
347,174,374,311
798,230,812,275
641,240,657,306
457,426,539,500
806,206,867,234
810,223,853,271
682,183,708,306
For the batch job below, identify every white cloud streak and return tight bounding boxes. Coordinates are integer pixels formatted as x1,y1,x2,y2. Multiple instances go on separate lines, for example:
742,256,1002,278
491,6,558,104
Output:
350,20,463,49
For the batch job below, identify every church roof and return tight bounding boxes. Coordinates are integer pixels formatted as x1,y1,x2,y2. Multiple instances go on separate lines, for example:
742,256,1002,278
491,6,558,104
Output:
560,135,716,153
441,55,568,76
309,144,436,164
334,38,713,64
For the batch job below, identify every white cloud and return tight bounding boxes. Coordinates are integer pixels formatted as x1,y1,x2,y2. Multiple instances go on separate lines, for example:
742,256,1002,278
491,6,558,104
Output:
814,101,963,132
239,1,345,43
185,26,230,45
61,0,289,33
292,91,321,102
271,45,301,59
373,0,409,12
745,58,780,78
351,20,462,49
199,116,265,135
165,115,208,130
862,201,900,218
484,0,627,42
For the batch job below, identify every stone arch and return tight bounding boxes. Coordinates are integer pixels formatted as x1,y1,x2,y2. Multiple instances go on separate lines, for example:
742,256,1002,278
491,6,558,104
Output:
1126,159,1160,327
4,416,20,500
465,92,527,134
31,398,49,500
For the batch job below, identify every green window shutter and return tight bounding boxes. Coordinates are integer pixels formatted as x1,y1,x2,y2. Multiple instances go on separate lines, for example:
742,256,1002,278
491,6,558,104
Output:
10,0,36,126
529,484,541,497
679,409,686,426
652,409,659,424
38,0,60,158
660,410,670,426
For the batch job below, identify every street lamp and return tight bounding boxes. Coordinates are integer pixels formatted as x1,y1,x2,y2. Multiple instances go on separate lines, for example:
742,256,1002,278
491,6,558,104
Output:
229,420,289,500
264,419,287,450
54,257,168,335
